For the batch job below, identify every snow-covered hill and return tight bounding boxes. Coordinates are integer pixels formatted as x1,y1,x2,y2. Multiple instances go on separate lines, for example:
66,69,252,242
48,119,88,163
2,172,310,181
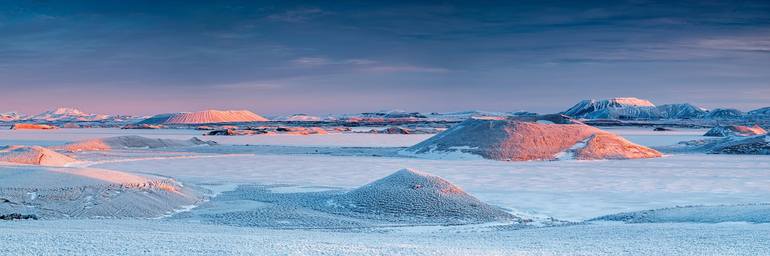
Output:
402,114,662,161
704,108,744,119
327,168,519,223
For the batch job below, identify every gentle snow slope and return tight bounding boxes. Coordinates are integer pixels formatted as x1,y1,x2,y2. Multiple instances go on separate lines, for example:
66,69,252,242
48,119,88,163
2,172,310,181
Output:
0,165,202,218
0,145,77,166
54,135,216,151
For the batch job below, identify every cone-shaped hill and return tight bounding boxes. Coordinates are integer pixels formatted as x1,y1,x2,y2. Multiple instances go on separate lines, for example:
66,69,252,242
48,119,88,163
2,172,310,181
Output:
327,168,518,223
138,110,268,125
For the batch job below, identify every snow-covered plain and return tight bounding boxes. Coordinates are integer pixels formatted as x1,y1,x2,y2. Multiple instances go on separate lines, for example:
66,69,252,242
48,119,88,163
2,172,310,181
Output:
0,128,431,147
2,127,770,255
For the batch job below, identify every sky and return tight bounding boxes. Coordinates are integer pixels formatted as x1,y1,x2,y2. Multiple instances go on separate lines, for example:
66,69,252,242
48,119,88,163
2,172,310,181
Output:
1,0,769,116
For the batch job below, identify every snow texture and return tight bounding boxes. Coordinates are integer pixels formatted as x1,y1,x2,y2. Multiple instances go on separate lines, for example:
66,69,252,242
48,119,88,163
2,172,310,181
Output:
0,165,203,219
3,219,770,255
327,168,518,223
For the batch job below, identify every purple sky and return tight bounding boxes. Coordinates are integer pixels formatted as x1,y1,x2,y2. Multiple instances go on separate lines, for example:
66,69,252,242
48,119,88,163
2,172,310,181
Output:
1,1,769,116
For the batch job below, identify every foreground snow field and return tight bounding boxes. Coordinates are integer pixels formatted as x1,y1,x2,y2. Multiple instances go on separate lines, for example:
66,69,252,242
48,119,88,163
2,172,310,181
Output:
2,220,770,256
1,127,770,255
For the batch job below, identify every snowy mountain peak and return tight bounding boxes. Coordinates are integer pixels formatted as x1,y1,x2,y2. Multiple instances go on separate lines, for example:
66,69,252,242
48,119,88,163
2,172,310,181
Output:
29,107,110,122
49,107,87,116
607,97,656,107
563,97,660,119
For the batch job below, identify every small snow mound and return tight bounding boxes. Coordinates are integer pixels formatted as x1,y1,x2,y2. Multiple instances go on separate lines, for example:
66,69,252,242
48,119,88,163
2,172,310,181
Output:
55,135,217,152
329,168,516,223
404,115,660,161
577,133,662,160
0,146,77,166
593,204,770,223
703,125,766,137
139,110,268,124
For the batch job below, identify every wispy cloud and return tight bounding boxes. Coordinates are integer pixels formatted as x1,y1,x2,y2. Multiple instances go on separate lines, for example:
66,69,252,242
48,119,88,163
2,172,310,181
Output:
211,81,283,90
289,57,448,73
362,65,449,73
291,57,330,66
267,8,329,23
696,37,770,52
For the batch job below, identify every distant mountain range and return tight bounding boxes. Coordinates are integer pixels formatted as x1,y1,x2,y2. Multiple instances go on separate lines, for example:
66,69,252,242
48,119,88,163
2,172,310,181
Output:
3,99,769,126
0,107,144,123
560,97,765,121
